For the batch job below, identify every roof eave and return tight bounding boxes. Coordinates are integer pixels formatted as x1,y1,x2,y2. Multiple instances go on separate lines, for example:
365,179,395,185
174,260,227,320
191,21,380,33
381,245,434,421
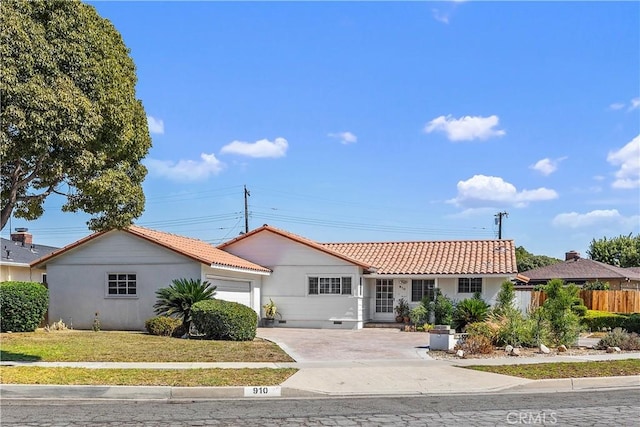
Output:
209,263,271,276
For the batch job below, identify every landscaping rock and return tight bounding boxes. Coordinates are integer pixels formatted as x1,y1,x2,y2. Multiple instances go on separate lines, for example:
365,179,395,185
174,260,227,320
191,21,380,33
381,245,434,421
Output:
539,344,550,354
606,346,621,353
614,347,621,352
456,349,465,358
505,345,514,354
510,348,521,356
557,345,567,352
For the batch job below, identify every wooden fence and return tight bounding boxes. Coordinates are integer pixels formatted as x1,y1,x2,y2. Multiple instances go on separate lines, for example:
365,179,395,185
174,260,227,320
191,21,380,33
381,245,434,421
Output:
520,290,640,314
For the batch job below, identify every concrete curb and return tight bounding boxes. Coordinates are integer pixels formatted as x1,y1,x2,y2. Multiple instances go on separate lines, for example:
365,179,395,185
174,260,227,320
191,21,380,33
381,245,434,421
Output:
2,377,638,401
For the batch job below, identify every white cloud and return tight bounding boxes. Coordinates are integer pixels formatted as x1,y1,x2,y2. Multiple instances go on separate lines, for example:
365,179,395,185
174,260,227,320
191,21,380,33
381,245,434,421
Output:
432,9,449,24
630,97,640,111
609,103,625,111
147,116,164,134
145,153,225,182
552,209,639,229
448,175,558,208
608,97,640,112
328,131,358,145
220,137,288,158
607,134,640,189
424,115,506,141
530,156,567,176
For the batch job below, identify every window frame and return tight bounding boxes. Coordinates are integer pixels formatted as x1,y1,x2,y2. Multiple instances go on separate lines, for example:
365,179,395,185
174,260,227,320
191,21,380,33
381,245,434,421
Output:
457,277,482,294
308,275,353,296
106,272,138,298
411,279,435,302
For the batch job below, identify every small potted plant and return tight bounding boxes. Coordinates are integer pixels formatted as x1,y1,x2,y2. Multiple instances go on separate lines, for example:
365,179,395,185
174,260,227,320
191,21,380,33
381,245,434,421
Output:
394,297,410,323
262,298,281,327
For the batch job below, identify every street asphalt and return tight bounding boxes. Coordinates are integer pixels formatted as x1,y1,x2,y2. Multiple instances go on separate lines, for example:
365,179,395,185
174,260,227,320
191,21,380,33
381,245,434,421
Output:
1,328,639,400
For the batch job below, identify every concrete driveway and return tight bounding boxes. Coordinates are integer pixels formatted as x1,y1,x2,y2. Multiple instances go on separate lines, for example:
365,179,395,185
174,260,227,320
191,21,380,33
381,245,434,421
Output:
257,327,431,362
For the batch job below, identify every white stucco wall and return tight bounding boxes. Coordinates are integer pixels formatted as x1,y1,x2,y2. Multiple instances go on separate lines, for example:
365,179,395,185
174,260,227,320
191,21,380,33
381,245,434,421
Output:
0,264,46,283
46,231,201,330
223,231,364,329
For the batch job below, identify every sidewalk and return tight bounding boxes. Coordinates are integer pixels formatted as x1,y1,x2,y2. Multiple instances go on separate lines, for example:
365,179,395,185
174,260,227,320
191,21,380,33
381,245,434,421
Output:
2,352,639,400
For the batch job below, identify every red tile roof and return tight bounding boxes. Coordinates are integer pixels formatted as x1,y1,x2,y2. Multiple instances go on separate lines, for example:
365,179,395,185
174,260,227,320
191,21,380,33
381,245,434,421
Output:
220,225,516,275
218,225,374,270
324,240,517,275
31,226,271,274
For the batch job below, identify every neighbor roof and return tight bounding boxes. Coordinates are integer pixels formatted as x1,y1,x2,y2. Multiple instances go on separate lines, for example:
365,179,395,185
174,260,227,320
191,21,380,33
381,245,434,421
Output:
31,225,271,274
519,257,640,282
1,237,58,266
324,240,517,275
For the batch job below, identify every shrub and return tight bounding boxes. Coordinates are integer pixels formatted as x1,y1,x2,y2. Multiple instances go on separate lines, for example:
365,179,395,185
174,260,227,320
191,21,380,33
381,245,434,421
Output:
571,305,588,317
622,313,640,334
452,297,490,332
409,304,429,325
541,279,582,346
191,299,258,341
455,334,494,355
432,289,453,326
153,278,216,331
145,316,182,336
581,310,628,332
582,280,610,290
493,280,516,317
491,310,538,348
465,321,499,343
0,281,49,332
596,328,640,351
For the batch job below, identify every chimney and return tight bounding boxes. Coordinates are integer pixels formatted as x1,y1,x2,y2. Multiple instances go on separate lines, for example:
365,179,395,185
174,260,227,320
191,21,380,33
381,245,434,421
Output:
565,250,580,261
11,228,33,246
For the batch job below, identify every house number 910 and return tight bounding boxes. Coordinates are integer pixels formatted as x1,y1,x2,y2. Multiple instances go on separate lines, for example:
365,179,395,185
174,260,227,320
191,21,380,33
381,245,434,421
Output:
243,386,281,397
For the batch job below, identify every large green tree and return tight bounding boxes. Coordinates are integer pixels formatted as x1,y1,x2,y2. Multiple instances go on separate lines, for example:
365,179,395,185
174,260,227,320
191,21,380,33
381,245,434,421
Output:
0,0,151,231
515,246,561,272
587,234,640,267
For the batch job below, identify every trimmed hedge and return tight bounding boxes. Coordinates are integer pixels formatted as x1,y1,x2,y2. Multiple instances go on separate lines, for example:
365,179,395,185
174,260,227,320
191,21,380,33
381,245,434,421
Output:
191,299,258,341
622,314,640,334
145,316,183,337
581,310,628,332
0,281,49,332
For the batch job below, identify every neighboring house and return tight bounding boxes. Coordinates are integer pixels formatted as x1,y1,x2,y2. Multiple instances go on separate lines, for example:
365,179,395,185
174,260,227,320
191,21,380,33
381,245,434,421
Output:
30,226,271,330
1,228,58,283
31,224,518,330
518,250,640,290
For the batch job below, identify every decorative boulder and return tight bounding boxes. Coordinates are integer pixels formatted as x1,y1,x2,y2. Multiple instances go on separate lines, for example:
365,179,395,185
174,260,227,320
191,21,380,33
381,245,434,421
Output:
558,345,567,352
510,348,521,356
606,347,621,353
505,345,514,354
539,344,550,354
456,349,465,358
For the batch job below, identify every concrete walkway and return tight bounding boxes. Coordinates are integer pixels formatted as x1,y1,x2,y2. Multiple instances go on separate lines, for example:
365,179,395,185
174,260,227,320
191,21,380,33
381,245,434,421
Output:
1,328,639,400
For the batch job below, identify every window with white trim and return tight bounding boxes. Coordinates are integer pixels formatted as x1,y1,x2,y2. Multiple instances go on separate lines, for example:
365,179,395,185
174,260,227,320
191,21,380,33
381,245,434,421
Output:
411,279,435,302
107,273,137,296
458,277,482,293
308,276,352,295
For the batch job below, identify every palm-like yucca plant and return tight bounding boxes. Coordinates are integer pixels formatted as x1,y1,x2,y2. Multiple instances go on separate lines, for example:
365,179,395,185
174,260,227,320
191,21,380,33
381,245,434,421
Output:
153,278,216,332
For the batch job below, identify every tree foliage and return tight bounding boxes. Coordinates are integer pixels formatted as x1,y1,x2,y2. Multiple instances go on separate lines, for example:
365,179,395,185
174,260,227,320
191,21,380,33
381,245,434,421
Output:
587,234,640,268
515,246,561,272
0,0,151,231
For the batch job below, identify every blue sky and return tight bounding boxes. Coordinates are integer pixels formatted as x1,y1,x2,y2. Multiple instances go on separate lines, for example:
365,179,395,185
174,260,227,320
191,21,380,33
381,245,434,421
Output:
5,1,639,260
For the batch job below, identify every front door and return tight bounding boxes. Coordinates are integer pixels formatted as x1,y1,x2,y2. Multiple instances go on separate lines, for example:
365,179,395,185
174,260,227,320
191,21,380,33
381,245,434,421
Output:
375,279,394,320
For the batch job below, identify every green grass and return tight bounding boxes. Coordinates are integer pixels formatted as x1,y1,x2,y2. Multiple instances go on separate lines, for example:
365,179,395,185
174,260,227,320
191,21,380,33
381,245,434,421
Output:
465,359,640,380
0,330,294,363
0,367,298,386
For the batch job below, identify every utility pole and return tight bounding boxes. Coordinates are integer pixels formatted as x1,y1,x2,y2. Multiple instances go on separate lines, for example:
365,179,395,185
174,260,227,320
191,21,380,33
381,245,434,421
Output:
244,185,250,233
495,211,508,239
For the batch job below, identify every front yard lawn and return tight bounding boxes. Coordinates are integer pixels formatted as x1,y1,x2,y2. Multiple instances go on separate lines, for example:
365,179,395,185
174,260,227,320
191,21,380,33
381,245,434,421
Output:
0,330,294,363
465,359,640,379
0,367,297,386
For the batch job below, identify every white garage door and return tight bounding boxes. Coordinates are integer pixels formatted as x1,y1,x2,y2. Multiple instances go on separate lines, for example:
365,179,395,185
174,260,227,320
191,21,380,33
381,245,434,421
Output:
211,279,251,307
